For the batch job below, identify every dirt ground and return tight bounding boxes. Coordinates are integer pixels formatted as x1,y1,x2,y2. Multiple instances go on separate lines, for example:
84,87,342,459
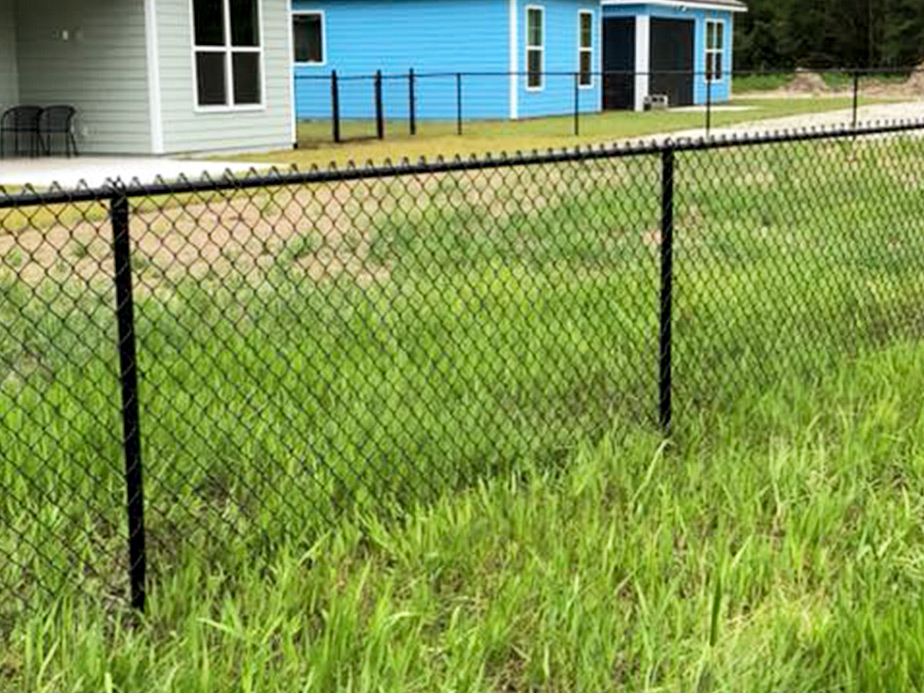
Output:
0,168,577,293
756,66,924,100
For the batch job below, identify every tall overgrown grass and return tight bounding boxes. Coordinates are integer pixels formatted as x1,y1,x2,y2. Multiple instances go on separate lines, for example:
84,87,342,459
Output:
5,343,924,691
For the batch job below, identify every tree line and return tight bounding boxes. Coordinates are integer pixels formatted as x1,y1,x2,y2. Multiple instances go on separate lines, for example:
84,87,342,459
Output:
734,0,924,70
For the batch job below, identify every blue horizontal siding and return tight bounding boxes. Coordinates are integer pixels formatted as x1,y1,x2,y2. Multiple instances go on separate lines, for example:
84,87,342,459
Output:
293,0,511,120
293,0,737,121
515,0,602,118
603,4,734,105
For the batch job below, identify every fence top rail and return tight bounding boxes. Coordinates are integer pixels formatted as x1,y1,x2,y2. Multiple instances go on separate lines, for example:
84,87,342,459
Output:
2,119,923,210
297,65,924,80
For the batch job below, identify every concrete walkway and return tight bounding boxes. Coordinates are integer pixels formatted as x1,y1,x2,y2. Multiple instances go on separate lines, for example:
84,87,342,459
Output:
0,156,273,189
662,100,924,142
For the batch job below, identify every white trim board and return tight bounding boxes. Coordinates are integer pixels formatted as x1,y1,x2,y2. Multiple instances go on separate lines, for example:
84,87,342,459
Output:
601,0,748,12
144,0,165,154
508,0,518,118
633,14,649,112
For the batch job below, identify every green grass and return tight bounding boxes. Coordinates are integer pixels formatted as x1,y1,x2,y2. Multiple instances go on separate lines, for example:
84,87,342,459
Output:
5,343,924,691
4,131,924,690
236,96,896,169
732,71,913,94
732,73,795,92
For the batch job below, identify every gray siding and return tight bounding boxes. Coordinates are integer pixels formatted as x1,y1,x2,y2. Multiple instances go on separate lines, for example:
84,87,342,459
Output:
156,0,293,153
0,0,19,113
15,0,153,154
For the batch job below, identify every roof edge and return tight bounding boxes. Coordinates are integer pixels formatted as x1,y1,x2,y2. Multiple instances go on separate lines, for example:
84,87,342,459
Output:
600,0,748,13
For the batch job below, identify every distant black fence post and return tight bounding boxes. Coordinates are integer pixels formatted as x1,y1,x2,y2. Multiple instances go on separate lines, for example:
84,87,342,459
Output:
456,73,463,136
659,147,675,433
409,68,417,136
705,75,712,137
375,70,385,140
109,193,147,612
331,70,341,144
573,72,580,136
852,70,860,129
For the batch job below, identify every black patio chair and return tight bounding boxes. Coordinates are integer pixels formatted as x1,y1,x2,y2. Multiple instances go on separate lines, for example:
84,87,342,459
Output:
0,105,43,158
39,106,79,157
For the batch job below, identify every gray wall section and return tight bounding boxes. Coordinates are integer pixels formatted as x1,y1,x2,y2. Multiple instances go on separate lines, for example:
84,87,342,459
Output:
0,0,20,113
156,0,294,153
15,0,153,154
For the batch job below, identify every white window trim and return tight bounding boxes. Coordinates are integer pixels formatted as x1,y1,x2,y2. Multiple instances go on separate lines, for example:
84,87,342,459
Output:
525,4,545,92
292,10,326,66
190,0,268,113
705,18,725,84
577,9,594,89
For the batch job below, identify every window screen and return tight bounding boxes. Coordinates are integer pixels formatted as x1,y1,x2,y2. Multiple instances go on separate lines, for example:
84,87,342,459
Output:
526,7,544,89
706,20,724,81
579,11,593,86
294,13,324,63
193,0,224,46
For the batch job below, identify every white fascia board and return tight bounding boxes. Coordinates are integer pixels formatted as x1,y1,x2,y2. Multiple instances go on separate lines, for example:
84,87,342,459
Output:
601,0,748,13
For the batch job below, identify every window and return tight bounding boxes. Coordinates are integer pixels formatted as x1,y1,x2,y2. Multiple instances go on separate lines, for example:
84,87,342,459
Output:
293,12,324,64
526,6,544,90
578,10,593,87
193,0,263,108
705,19,724,82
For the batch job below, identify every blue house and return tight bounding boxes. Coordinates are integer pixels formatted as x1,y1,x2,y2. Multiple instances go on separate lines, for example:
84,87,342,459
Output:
291,0,746,122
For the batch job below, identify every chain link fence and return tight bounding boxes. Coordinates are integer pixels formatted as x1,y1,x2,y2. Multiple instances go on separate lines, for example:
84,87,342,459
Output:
294,67,924,145
3,120,924,621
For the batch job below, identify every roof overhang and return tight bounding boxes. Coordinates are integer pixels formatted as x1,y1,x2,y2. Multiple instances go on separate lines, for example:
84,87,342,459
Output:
600,0,748,13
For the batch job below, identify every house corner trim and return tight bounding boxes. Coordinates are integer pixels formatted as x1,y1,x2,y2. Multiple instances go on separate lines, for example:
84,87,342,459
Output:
508,0,518,119
144,0,166,154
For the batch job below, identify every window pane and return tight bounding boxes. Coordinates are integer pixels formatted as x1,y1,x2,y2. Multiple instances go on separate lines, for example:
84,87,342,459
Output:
706,22,715,49
230,0,259,47
196,51,227,105
194,0,224,46
580,51,592,85
528,9,542,46
714,53,723,80
716,22,724,49
527,49,542,87
233,52,261,104
580,13,592,48
294,14,323,62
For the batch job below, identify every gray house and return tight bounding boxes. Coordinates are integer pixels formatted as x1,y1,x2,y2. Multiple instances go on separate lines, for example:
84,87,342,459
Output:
0,0,294,155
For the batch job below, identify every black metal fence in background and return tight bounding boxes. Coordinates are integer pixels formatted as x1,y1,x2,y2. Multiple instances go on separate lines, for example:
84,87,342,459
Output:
4,120,924,619
295,67,924,144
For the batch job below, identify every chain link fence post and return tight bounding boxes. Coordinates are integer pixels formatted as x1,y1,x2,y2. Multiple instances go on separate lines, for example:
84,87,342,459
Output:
331,70,341,144
109,192,147,611
375,70,385,140
659,146,675,433
409,68,417,136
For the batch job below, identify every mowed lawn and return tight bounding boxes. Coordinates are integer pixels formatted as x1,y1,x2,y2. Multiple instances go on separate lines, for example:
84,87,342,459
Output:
3,130,924,690
236,96,897,169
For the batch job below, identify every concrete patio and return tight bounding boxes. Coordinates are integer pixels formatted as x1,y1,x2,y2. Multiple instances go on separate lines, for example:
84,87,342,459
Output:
0,156,273,190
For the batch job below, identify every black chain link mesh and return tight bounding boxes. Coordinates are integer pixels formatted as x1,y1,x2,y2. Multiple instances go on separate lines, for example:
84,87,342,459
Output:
2,122,924,620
